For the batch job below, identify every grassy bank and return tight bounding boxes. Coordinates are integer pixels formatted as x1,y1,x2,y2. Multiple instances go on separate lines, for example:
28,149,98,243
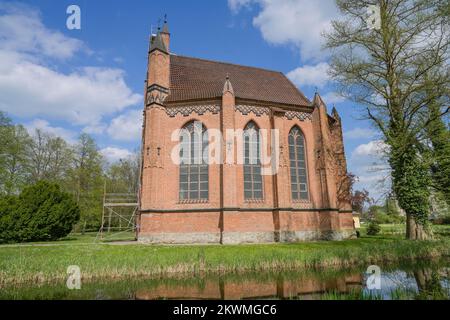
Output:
358,223,450,238
0,234,449,286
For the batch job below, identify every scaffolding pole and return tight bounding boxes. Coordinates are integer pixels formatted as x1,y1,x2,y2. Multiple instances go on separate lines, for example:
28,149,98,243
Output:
97,183,138,242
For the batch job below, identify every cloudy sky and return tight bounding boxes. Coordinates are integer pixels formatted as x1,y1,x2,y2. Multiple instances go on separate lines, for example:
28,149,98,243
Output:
0,0,387,200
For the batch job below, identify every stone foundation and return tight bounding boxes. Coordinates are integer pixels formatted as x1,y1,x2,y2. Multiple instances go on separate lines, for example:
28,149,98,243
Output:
138,232,221,244
138,229,355,244
138,211,356,244
222,231,275,244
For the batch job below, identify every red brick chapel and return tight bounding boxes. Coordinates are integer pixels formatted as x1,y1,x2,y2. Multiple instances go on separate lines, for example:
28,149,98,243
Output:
137,19,355,244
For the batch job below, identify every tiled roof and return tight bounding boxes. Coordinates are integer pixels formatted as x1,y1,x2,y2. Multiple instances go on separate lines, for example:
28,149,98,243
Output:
166,55,310,106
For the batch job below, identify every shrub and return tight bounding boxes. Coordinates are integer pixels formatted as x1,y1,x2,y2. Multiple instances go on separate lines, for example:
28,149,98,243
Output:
375,212,405,224
0,181,80,243
0,195,19,242
366,220,381,236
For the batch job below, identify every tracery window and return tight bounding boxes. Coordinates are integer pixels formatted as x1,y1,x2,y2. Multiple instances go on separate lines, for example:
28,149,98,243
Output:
289,126,308,200
243,121,263,200
179,121,208,201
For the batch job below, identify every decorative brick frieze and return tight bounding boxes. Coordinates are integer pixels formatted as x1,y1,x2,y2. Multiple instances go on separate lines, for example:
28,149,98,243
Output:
284,110,312,121
146,91,168,105
165,104,221,117
235,104,271,117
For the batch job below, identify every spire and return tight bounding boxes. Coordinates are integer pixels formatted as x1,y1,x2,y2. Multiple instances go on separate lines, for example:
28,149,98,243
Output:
313,91,325,107
331,105,341,121
331,104,340,119
159,14,170,52
161,14,169,34
149,32,168,54
223,74,234,95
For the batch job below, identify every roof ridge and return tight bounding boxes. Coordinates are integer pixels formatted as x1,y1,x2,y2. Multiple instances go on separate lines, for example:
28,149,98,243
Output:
171,54,283,74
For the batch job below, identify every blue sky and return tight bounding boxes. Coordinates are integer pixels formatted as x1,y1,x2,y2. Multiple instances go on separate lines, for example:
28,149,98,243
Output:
0,0,388,200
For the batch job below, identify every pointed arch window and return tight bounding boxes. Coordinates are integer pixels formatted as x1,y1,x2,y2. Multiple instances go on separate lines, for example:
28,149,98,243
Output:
179,121,208,201
289,126,308,200
243,121,263,200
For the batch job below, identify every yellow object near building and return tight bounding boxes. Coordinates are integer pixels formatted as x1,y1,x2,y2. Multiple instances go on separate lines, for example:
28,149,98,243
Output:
352,212,361,229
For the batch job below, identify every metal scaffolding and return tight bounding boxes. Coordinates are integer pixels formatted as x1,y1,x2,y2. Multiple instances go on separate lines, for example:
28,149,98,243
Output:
97,183,138,241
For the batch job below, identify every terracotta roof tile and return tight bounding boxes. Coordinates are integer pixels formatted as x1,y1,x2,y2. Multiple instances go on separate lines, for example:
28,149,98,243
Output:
166,55,310,106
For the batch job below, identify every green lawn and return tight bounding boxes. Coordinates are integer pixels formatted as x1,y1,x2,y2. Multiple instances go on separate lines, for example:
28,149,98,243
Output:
0,226,449,286
0,231,136,245
358,223,450,238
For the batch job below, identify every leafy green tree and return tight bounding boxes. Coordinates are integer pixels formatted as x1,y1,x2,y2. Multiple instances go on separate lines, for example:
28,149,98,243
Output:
105,150,140,194
0,112,32,195
66,133,104,229
385,197,401,217
0,111,11,127
425,96,450,206
0,181,80,243
325,0,449,239
28,129,74,184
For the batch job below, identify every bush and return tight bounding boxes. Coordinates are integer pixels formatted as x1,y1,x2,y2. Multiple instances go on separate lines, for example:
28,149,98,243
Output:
366,220,381,236
0,181,80,243
375,212,405,224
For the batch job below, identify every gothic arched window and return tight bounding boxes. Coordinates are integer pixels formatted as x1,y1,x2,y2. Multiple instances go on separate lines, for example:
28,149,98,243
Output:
243,121,263,200
179,121,208,201
289,126,308,200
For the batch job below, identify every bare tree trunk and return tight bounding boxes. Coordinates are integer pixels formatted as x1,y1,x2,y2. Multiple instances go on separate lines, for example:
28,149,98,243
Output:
406,214,432,240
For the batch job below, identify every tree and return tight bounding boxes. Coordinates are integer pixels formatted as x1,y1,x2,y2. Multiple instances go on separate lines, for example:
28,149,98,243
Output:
425,94,450,206
0,112,31,195
66,133,104,229
385,196,401,217
352,189,371,213
105,150,140,194
0,181,80,243
325,0,449,239
367,220,381,235
28,129,74,184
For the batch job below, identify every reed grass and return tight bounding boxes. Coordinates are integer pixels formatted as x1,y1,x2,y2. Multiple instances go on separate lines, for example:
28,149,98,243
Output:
0,236,449,287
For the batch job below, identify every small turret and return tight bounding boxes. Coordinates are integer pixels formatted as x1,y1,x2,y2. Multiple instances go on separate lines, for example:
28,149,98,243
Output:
313,91,326,111
331,105,341,122
146,16,171,106
160,14,170,52
223,74,234,95
150,32,168,54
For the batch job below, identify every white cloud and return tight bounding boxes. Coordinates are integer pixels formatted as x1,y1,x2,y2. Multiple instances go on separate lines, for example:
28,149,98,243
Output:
229,0,253,12
0,52,141,126
352,140,387,158
286,62,330,88
229,0,339,61
348,140,390,199
321,91,346,105
100,147,133,163
83,123,107,135
107,109,142,141
25,119,77,143
0,3,85,60
0,4,141,128
344,127,376,140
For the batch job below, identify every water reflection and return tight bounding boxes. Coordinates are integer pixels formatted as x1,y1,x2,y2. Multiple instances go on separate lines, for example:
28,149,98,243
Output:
414,268,449,299
1,260,448,300
134,273,364,300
